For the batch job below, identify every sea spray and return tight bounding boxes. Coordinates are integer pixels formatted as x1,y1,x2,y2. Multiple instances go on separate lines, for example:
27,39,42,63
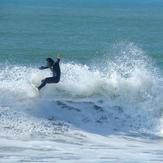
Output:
0,43,163,137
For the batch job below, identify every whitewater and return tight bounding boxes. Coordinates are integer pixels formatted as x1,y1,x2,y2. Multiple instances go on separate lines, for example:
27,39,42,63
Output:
0,43,163,162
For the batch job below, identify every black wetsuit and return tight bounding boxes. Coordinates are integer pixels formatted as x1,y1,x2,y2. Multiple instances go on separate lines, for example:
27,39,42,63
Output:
38,58,61,90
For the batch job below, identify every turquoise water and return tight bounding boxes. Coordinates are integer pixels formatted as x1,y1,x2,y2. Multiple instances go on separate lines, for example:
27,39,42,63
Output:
0,0,163,66
1,1,163,162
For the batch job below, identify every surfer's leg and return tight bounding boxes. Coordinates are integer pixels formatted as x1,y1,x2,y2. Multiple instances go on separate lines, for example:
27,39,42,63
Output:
38,77,58,90
38,78,47,90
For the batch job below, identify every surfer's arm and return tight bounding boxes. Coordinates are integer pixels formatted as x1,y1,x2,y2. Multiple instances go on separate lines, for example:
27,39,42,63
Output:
55,57,60,64
39,66,49,70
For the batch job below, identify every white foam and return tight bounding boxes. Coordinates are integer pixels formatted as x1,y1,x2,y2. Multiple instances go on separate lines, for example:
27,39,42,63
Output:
0,43,163,137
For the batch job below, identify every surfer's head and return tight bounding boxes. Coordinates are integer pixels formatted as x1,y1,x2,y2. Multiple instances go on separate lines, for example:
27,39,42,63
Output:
46,58,54,67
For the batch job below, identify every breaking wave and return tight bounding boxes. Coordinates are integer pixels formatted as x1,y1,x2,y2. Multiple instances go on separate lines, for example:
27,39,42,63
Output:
0,43,163,138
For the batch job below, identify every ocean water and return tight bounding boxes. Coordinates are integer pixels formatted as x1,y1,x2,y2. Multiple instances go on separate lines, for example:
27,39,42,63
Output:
0,0,163,162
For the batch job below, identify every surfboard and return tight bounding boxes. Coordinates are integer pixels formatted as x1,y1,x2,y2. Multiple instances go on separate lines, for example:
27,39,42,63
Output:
31,82,40,97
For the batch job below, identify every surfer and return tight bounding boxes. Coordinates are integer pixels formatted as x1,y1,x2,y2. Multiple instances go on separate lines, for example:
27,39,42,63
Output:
38,57,61,90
